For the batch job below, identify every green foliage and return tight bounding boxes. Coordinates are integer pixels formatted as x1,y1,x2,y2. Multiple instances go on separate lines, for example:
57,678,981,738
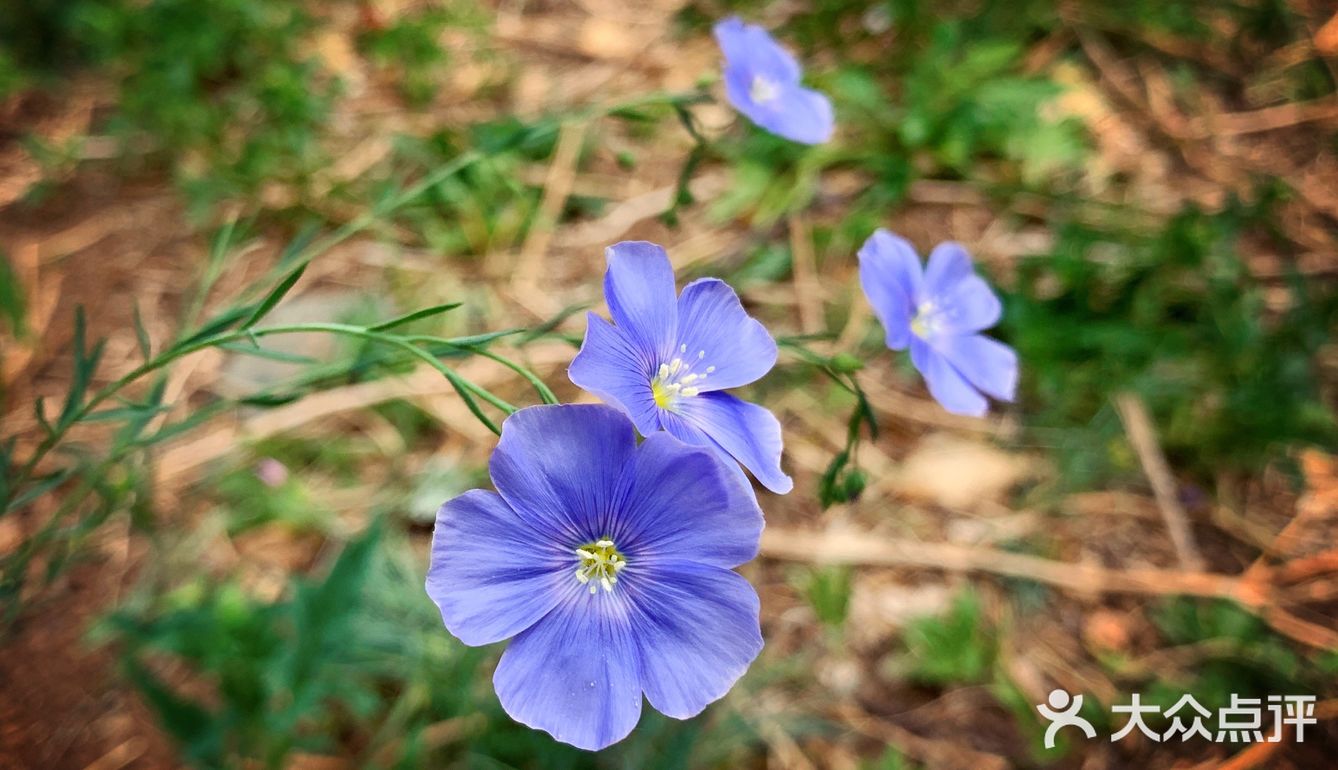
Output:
358,4,486,107
0,249,26,338
798,566,854,629
1007,193,1338,486
903,591,995,686
896,22,1087,186
109,526,769,769
1144,599,1311,711
0,0,336,210
864,747,921,770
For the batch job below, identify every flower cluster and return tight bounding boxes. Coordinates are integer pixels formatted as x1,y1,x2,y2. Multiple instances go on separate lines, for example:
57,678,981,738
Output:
426,15,1019,754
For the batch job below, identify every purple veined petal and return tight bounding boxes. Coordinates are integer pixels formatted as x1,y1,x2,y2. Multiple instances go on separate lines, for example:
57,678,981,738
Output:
931,274,1002,336
673,278,777,392
909,335,989,417
611,432,763,570
426,490,570,646
493,590,643,751
569,312,661,435
931,333,1018,403
662,391,793,494
489,404,637,546
922,241,977,299
858,229,924,350
626,562,762,720
604,241,678,362
713,17,801,86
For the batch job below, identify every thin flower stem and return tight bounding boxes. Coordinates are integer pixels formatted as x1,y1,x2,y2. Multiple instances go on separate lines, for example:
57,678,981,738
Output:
12,323,513,495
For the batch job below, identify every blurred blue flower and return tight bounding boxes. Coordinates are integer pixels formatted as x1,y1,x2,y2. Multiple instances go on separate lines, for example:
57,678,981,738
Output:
858,230,1018,417
427,404,764,751
713,16,834,145
569,241,793,494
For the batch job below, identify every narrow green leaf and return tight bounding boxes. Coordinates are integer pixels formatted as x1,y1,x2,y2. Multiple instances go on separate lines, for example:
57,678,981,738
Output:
176,304,255,347
216,342,318,364
135,401,231,447
0,248,26,337
5,468,75,513
33,397,53,438
423,328,524,348
132,301,151,361
84,404,172,423
114,378,169,445
367,303,462,332
240,262,307,330
58,307,106,429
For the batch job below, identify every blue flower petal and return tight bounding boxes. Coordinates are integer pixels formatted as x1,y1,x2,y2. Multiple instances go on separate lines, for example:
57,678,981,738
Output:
933,274,1002,336
922,241,976,299
627,563,762,719
675,278,777,392
489,404,637,545
569,312,660,435
723,75,833,145
494,591,643,751
612,432,762,570
713,17,800,84
933,333,1018,402
858,229,924,350
715,17,833,145
910,336,988,417
663,391,793,494
426,490,569,646
605,241,678,362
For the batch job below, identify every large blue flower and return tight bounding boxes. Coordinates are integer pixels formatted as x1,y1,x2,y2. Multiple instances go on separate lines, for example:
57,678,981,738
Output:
858,229,1018,417
426,404,764,751
569,241,793,494
713,16,834,145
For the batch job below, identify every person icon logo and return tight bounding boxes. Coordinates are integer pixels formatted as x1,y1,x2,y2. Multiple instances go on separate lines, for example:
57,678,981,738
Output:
1037,689,1097,749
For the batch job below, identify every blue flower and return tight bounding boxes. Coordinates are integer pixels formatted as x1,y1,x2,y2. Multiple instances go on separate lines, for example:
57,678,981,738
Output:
713,16,834,145
426,404,764,751
569,241,793,494
857,229,1018,417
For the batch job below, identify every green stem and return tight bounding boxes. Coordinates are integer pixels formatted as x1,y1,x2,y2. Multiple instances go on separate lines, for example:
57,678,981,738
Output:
11,323,515,500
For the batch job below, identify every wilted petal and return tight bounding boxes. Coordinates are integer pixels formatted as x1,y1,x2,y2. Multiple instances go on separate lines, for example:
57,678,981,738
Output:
628,563,762,719
664,392,792,494
933,333,1018,402
858,229,923,350
909,336,988,417
569,312,660,435
931,274,1002,336
922,241,976,299
675,278,777,391
494,592,643,751
605,241,678,360
612,432,762,570
489,404,637,545
426,491,569,646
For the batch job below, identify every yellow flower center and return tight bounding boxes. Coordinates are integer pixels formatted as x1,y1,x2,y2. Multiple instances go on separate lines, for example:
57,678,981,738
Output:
649,344,715,410
574,539,626,594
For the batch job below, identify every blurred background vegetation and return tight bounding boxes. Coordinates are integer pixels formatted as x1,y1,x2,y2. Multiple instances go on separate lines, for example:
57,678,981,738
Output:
2,0,1337,768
